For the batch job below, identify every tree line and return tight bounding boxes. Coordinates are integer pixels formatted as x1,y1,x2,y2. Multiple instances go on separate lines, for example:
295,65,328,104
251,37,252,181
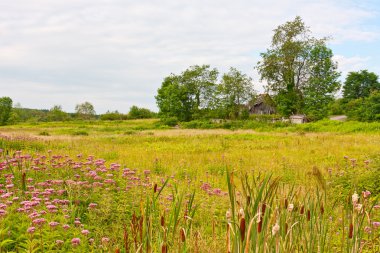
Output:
0,99,156,125
156,16,380,122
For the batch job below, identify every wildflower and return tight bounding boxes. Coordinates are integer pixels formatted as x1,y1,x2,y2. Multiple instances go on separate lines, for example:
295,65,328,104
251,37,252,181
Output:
81,229,90,235
62,224,70,230
88,203,97,209
364,226,372,234
71,238,80,246
355,204,363,213
362,190,371,199
226,210,232,223
27,227,36,234
287,203,294,212
101,237,110,244
352,192,359,205
373,222,380,229
32,218,46,226
49,221,60,228
272,223,280,235
0,209,6,217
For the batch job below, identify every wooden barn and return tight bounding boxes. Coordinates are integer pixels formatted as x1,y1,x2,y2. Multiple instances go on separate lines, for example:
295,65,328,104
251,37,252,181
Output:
249,94,276,115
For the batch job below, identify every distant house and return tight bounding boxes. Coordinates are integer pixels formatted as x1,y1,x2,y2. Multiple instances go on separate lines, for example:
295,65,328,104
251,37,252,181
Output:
289,114,307,124
249,94,276,115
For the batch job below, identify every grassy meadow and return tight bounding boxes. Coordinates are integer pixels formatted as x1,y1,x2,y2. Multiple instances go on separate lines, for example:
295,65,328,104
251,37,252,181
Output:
0,120,379,252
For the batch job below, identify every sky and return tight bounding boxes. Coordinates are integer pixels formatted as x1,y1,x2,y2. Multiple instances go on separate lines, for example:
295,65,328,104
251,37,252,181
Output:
1,0,379,113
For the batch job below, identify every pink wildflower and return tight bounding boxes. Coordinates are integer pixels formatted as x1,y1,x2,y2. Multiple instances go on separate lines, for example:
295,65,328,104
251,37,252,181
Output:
27,227,36,234
362,190,371,198
49,221,60,228
101,237,110,244
81,229,90,235
71,238,80,246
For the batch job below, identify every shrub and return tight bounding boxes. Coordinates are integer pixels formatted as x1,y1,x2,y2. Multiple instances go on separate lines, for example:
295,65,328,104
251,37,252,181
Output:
160,117,178,127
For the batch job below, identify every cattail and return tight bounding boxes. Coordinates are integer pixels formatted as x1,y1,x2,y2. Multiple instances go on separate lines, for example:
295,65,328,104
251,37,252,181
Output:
261,203,267,214
285,223,288,234
246,196,251,206
153,183,158,193
300,205,304,215
161,215,165,227
123,223,129,253
226,223,231,253
320,204,324,215
161,243,167,253
258,218,263,233
115,249,120,253
307,210,311,221
180,228,186,242
349,223,353,239
284,198,288,209
240,217,246,241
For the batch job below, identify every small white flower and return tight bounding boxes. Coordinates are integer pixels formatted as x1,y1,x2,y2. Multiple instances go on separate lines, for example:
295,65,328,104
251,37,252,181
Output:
239,208,245,219
272,223,280,235
352,192,359,205
226,210,232,222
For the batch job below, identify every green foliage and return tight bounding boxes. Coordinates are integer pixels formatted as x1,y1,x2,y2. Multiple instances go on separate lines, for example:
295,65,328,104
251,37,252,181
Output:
156,65,219,121
215,67,256,119
128,106,156,119
100,111,127,121
0,96,13,125
71,130,89,136
39,131,50,136
159,116,179,127
47,105,69,121
75,102,96,120
346,91,380,122
256,16,340,118
343,70,380,100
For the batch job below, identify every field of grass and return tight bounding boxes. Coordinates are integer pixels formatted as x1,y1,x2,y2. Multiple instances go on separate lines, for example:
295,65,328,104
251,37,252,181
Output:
0,119,379,252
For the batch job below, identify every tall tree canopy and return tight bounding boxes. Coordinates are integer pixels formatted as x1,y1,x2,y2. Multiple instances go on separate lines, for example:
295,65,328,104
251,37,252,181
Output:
75,102,96,120
217,67,256,119
256,16,340,119
0,97,13,125
155,65,218,121
343,70,380,100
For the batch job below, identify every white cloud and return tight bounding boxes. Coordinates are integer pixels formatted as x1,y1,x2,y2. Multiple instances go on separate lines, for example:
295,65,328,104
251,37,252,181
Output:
0,0,379,112
333,55,371,76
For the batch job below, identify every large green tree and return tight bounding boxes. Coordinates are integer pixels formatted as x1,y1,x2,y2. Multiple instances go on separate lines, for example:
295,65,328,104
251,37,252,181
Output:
256,16,340,119
343,70,380,100
47,105,69,121
155,65,218,121
75,102,96,120
217,67,256,119
0,97,13,125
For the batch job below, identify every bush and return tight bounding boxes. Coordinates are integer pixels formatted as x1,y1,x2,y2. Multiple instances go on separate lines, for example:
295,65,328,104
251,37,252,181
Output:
160,117,178,127
71,130,89,136
100,111,127,121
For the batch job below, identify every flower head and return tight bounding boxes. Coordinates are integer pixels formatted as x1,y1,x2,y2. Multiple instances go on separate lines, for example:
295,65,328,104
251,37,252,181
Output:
272,223,280,236
71,238,80,246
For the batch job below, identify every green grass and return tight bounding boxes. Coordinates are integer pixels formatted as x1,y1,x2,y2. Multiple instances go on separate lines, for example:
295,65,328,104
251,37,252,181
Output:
0,119,379,252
